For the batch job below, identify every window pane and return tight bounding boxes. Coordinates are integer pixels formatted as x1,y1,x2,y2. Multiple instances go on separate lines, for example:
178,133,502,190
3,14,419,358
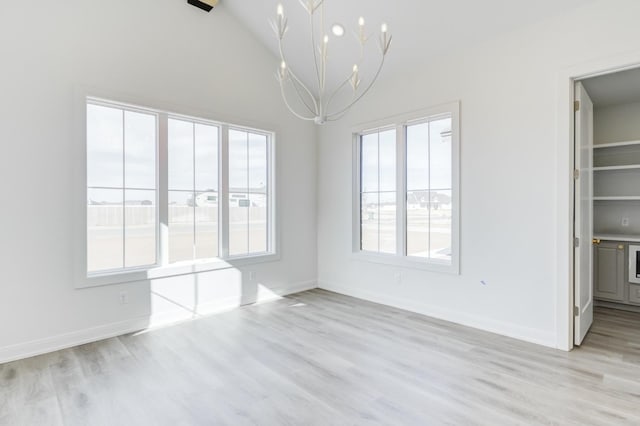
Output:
249,133,267,192
124,190,156,268
406,116,453,263
87,104,123,188
229,193,249,256
87,188,123,272
229,130,248,192
430,190,452,262
361,134,378,193
379,130,396,192
195,123,219,192
249,194,267,253
430,117,452,190
406,123,429,191
379,192,396,254
407,190,429,258
168,191,194,263
125,111,156,189
248,134,268,254
360,193,378,252
168,119,194,191
195,191,218,259
229,131,269,257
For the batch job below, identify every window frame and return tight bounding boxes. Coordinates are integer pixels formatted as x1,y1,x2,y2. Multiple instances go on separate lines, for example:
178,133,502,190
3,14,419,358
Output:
351,101,460,274
77,97,278,288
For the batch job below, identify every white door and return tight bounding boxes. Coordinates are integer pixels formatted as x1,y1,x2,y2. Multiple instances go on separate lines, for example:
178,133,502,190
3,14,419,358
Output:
574,82,594,346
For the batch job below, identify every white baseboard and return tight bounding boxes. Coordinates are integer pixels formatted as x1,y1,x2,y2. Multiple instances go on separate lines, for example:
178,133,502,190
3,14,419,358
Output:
0,280,317,365
318,280,557,349
0,317,151,365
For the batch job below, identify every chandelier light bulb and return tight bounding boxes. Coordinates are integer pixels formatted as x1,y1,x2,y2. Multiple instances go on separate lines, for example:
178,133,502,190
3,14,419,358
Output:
358,17,365,27
331,24,345,37
353,64,358,73
277,3,283,16
381,23,388,33
324,35,329,44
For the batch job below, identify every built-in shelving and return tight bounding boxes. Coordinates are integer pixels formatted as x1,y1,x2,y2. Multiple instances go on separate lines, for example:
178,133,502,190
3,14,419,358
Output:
593,135,640,241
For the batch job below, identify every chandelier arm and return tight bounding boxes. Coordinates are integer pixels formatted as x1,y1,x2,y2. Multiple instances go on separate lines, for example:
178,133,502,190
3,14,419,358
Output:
278,78,316,121
326,55,386,120
309,11,322,93
284,66,320,114
289,75,317,115
278,42,319,113
326,110,350,122
324,48,369,113
324,74,353,113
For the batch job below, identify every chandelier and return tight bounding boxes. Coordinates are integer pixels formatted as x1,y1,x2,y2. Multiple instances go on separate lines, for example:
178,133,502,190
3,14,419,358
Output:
272,1,392,124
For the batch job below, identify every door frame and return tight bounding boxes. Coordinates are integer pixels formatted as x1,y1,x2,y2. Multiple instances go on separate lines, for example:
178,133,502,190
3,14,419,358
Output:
556,51,640,351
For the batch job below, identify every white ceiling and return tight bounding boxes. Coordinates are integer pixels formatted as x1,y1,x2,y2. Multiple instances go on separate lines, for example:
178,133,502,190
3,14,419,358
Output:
582,67,640,107
222,0,593,90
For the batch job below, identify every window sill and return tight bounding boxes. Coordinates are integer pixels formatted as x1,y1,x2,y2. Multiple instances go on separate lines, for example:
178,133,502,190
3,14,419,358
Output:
78,252,280,289
351,251,459,274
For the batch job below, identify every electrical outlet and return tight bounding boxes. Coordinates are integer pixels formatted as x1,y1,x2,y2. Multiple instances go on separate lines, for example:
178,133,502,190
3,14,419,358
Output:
622,217,630,227
119,291,129,305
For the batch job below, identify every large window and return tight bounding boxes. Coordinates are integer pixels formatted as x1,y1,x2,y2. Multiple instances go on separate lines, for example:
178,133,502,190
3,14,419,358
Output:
354,102,459,273
85,98,274,281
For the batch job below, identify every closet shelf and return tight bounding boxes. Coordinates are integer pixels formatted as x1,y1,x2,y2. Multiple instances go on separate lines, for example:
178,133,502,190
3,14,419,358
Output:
593,165,640,171
593,196,640,201
594,234,640,243
593,140,640,149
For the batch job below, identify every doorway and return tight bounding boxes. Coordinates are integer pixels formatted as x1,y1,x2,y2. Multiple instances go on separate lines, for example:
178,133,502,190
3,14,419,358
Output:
573,67,640,346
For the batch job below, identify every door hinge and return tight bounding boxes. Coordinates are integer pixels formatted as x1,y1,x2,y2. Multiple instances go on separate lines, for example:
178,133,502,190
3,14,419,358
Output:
573,169,580,180
574,237,580,248
574,100,580,112
574,306,579,316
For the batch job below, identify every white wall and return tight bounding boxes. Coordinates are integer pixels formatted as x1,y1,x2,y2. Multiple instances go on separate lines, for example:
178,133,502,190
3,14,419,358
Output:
317,0,640,348
0,0,317,362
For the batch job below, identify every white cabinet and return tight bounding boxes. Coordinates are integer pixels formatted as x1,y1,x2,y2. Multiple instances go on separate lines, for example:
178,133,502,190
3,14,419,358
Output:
593,241,626,302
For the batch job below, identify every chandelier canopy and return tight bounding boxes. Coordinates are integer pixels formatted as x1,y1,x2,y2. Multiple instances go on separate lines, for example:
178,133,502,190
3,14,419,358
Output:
272,0,392,124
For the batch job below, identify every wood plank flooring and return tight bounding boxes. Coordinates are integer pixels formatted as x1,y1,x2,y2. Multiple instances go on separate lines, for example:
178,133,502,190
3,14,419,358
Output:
2,289,640,425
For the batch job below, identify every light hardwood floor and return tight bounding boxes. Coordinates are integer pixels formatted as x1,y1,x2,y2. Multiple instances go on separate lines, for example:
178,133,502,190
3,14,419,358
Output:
2,289,640,425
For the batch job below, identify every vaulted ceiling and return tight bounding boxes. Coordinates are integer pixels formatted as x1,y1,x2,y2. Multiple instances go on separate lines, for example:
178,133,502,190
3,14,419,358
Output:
223,0,593,90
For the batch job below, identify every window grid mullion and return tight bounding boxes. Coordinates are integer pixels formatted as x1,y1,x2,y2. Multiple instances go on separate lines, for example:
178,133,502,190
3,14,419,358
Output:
158,113,169,267
246,132,250,255
220,125,230,259
377,132,381,252
427,120,432,259
397,124,406,257
192,123,197,261
121,109,126,269
359,136,364,251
